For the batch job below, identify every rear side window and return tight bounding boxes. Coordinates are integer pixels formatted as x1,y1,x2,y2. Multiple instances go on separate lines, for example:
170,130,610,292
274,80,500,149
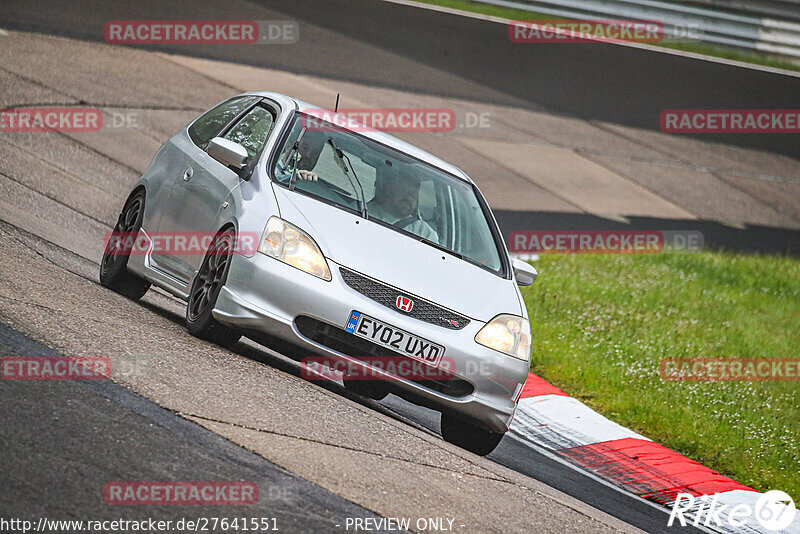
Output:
188,96,258,150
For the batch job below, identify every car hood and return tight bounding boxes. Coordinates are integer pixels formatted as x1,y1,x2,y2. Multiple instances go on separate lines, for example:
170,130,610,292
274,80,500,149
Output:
272,186,521,322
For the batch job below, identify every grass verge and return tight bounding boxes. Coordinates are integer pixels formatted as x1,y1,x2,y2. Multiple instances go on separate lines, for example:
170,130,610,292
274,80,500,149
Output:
410,0,800,73
519,251,800,500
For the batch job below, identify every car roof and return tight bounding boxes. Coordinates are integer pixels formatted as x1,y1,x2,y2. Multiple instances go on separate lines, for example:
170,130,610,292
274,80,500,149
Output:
242,91,474,184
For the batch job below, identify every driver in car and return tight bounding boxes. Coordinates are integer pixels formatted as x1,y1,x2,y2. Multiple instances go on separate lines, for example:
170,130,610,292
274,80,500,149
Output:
275,130,325,181
367,170,439,244
282,135,439,244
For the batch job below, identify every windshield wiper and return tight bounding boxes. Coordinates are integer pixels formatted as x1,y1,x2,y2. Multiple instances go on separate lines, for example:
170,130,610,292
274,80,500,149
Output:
415,236,463,259
285,127,307,190
327,137,368,218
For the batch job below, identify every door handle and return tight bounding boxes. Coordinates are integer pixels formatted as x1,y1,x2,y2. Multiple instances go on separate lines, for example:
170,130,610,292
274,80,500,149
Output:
183,166,194,181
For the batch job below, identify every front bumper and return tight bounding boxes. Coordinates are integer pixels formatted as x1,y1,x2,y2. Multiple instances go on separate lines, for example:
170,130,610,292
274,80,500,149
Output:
212,252,529,433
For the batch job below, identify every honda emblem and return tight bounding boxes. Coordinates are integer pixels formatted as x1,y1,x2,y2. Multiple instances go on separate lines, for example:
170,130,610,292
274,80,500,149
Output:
395,295,414,312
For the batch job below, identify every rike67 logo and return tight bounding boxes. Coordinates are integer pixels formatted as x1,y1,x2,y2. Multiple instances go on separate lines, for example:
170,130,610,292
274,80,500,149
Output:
669,490,797,531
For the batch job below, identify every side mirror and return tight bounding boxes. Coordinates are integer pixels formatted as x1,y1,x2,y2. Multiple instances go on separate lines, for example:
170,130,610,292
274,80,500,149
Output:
512,258,537,286
208,137,248,169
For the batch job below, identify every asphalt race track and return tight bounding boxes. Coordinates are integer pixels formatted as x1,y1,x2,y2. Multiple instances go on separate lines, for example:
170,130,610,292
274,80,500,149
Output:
0,323,391,532
3,0,799,158
1,0,798,532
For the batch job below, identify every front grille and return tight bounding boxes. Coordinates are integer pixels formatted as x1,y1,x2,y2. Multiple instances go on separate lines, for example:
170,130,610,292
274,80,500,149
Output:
339,267,470,330
295,316,474,398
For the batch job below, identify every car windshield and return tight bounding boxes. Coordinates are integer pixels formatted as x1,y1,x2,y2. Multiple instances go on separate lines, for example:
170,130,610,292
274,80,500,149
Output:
272,113,504,274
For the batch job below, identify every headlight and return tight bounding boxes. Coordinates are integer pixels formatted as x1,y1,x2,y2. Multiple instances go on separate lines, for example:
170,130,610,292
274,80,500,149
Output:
475,314,531,361
258,217,331,281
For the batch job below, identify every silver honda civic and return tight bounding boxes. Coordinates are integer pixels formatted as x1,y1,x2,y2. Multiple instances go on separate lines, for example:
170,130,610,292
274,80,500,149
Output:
100,91,538,455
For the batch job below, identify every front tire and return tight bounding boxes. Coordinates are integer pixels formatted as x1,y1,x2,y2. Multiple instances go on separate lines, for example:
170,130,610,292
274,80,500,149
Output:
186,229,242,348
100,189,151,300
440,413,504,456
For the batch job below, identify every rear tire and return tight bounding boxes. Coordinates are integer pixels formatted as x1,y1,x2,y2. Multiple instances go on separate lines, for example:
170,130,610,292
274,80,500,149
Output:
186,229,242,348
100,189,151,300
440,413,504,456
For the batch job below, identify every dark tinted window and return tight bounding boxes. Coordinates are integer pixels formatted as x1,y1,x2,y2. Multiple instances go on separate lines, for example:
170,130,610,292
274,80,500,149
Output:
188,96,258,150
222,105,275,166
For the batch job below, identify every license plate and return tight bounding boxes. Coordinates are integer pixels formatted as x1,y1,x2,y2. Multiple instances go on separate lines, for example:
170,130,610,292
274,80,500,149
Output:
345,311,445,366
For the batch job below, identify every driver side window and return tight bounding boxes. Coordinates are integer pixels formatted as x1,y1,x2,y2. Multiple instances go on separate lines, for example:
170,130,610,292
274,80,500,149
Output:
188,96,258,150
222,105,276,167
